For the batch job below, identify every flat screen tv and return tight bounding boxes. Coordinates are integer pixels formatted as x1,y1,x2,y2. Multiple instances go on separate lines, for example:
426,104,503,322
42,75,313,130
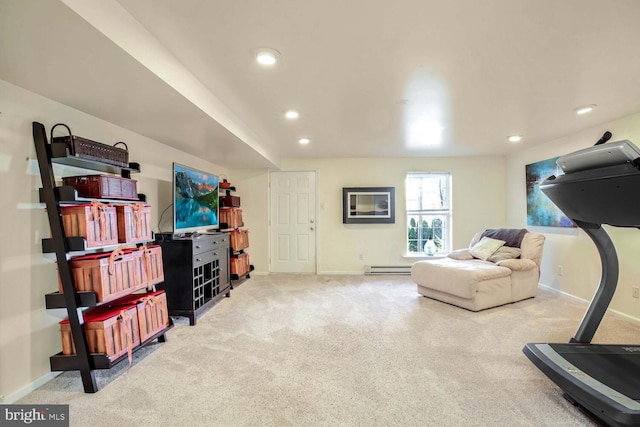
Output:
173,163,219,234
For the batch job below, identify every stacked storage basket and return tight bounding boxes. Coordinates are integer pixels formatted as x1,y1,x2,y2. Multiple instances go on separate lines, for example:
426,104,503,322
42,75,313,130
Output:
34,121,171,393
219,184,253,285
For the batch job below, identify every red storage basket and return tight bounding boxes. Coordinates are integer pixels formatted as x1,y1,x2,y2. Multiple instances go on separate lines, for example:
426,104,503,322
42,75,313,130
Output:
62,175,138,200
229,229,249,252
230,252,250,277
60,304,140,360
108,291,169,343
60,201,117,247
220,207,243,229
116,203,152,244
61,247,146,302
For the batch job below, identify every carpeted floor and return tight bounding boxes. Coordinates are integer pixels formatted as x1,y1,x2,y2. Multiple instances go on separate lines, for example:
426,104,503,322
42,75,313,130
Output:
17,274,640,426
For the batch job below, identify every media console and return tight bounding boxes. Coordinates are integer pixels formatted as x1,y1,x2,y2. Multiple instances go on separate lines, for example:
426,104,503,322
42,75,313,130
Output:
155,232,231,325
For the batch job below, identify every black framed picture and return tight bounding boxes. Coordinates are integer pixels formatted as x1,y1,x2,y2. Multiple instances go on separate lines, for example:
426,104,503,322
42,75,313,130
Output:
342,187,395,224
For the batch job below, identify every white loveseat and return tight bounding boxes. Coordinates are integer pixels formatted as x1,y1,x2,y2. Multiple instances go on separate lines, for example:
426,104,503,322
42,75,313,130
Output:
411,229,545,311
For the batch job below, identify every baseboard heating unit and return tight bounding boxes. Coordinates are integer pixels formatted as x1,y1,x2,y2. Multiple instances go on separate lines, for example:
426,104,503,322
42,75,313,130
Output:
364,265,412,275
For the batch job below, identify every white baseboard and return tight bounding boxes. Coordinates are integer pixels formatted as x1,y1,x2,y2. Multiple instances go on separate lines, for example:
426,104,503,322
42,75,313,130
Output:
1,372,60,404
539,282,640,324
317,271,363,275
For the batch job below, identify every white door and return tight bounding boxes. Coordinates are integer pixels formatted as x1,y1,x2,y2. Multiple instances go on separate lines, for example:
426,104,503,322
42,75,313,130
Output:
270,171,316,273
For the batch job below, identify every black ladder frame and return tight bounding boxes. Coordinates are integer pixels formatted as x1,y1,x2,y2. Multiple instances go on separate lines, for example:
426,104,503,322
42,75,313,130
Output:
33,121,170,393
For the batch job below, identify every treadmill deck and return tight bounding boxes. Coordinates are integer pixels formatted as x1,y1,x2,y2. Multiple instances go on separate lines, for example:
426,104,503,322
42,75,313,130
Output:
524,343,640,426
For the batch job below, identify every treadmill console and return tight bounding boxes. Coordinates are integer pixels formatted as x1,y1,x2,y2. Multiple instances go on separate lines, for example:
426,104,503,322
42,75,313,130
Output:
541,140,640,227
557,140,640,174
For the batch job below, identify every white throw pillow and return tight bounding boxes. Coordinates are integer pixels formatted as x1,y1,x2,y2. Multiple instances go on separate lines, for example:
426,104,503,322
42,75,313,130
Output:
487,246,521,263
469,237,506,261
447,249,474,260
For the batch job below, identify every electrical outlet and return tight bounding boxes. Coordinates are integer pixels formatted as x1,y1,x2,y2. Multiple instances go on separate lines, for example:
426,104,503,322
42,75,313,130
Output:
557,265,563,276
358,253,364,261
633,287,640,299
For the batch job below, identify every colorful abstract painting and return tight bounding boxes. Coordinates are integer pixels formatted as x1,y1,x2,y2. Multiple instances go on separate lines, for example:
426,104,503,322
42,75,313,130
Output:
525,158,575,227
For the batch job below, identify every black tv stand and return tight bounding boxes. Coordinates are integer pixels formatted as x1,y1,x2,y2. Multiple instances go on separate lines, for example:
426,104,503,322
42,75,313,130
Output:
155,232,231,325
523,142,640,427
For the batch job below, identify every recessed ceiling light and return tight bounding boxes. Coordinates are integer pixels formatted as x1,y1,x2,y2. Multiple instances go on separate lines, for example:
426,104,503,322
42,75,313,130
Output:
299,138,310,145
285,110,299,119
508,135,522,143
575,104,596,115
255,48,280,66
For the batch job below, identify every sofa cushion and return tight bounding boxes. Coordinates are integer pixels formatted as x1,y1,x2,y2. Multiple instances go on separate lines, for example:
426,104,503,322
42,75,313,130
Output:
481,228,528,248
487,246,521,263
469,237,505,260
448,248,474,260
520,232,545,266
412,258,512,299
495,258,538,271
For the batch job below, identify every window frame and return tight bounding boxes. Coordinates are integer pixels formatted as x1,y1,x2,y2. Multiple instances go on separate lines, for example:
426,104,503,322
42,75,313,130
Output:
405,172,452,256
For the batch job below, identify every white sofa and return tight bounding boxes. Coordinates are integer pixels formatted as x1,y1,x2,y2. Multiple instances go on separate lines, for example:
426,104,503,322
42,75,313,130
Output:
411,229,545,311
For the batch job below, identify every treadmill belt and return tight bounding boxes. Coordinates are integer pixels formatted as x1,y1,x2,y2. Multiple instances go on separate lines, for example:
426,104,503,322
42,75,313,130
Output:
550,344,640,400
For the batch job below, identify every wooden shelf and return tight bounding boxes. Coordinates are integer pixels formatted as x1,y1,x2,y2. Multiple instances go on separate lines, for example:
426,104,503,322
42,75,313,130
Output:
41,237,123,254
39,186,144,204
50,142,139,175
50,320,173,371
33,121,170,393
44,282,152,309
45,291,97,309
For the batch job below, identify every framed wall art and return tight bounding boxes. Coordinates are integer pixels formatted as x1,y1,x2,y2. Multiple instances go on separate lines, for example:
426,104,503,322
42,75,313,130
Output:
342,187,395,224
525,158,575,228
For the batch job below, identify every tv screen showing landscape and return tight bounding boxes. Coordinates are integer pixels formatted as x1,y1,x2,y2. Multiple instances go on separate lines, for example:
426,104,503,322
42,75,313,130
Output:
173,163,219,233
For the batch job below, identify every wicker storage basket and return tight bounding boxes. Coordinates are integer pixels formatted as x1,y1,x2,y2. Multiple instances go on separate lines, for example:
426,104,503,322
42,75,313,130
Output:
229,229,249,252
108,291,169,343
122,245,164,287
60,201,118,247
59,304,140,359
62,175,138,200
61,247,145,302
220,207,243,229
219,195,241,207
116,203,152,244
51,123,129,168
230,252,250,277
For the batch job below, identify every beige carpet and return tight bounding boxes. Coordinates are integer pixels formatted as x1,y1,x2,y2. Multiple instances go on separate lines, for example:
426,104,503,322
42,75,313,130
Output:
17,274,640,426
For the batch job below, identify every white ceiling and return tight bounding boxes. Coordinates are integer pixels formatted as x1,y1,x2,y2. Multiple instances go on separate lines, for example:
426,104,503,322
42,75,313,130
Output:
2,0,640,169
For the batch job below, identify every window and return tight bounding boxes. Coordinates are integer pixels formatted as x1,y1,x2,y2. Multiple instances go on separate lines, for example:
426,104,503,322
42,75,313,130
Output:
406,172,452,255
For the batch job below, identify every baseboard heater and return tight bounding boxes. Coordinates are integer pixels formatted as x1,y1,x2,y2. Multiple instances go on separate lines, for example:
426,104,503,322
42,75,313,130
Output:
364,265,412,275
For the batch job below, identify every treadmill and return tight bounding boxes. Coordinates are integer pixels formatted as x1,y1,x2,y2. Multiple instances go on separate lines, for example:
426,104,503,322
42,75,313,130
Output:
523,139,640,427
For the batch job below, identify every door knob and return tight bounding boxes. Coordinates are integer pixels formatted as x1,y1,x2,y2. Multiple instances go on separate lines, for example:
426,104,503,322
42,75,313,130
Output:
310,219,315,223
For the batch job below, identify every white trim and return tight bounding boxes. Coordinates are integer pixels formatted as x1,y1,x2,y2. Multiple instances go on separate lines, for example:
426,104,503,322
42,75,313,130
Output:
403,254,447,260
317,271,363,275
539,282,640,324
1,372,61,404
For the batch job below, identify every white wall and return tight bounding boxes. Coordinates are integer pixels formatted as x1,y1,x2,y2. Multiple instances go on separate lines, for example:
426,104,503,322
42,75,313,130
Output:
7,70,639,402
233,156,507,276
506,111,640,322
268,156,507,273
228,169,269,276
0,79,229,401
